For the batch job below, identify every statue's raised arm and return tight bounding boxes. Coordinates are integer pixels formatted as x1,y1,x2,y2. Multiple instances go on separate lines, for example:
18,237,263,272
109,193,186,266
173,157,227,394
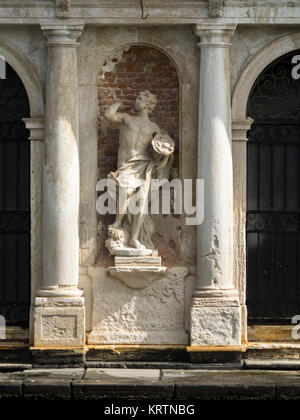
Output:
104,101,125,126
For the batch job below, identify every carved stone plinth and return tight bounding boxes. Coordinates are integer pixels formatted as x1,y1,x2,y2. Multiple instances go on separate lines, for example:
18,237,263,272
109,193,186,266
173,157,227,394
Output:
190,290,241,347
108,256,166,289
33,297,85,348
107,246,154,257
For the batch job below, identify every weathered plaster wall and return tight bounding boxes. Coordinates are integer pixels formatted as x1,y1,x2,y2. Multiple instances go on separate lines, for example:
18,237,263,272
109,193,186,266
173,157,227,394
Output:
0,25,46,91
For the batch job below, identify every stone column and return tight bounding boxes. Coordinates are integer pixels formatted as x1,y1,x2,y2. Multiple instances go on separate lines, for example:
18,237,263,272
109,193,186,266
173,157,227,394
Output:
190,24,243,350
33,25,85,348
232,118,253,347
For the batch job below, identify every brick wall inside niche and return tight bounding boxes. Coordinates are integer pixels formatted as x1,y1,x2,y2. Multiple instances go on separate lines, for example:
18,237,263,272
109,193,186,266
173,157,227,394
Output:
97,45,180,266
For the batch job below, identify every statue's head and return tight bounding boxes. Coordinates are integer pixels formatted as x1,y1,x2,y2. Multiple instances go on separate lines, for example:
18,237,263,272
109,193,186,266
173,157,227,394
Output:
135,90,157,114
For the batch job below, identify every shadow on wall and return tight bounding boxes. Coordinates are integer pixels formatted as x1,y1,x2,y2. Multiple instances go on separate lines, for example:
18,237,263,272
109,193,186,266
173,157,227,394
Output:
97,45,181,267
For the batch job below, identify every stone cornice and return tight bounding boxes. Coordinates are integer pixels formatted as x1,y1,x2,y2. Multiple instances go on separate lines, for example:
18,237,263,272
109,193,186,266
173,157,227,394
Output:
0,1,300,25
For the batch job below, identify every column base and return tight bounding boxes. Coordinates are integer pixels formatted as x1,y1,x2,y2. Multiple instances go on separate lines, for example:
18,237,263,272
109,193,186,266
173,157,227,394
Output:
190,290,242,347
33,296,85,348
38,286,84,298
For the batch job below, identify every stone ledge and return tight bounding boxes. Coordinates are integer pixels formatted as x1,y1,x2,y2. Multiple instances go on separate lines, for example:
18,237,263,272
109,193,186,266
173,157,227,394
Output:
187,345,247,352
174,382,275,400
0,378,22,399
86,345,189,362
0,364,32,373
245,360,300,371
30,347,87,367
23,379,72,400
1,369,300,399
85,361,244,370
72,380,174,400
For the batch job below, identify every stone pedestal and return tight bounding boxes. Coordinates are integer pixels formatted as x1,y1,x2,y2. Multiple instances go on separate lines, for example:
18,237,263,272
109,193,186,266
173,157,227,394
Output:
190,24,242,349
33,25,85,348
88,266,188,345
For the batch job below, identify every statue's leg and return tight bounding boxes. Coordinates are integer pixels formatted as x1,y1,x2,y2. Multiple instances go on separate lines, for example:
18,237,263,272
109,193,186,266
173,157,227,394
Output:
129,214,146,249
128,185,149,249
111,186,133,229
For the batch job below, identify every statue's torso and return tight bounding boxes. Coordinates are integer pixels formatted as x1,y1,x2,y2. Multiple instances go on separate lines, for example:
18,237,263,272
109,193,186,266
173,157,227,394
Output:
118,114,158,167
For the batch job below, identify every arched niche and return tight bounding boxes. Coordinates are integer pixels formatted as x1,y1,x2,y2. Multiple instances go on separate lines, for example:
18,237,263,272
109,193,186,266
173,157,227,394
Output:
97,44,181,265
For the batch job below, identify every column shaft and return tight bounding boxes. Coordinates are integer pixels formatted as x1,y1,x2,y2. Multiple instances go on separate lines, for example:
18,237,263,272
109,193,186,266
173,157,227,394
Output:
196,24,236,294
42,26,83,296
190,24,242,350
33,25,85,348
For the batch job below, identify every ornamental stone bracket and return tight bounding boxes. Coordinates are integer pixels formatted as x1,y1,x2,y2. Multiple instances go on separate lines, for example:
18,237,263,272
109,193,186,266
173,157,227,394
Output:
56,0,71,19
209,0,224,18
108,256,166,289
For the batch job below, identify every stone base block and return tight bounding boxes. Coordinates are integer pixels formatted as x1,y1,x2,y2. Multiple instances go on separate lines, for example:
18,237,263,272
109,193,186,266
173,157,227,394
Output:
33,297,85,348
88,266,189,345
191,300,242,347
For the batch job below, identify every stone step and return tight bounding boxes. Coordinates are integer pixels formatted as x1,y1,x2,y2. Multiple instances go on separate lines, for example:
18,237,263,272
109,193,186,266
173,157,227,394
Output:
245,359,300,370
1,368,300,399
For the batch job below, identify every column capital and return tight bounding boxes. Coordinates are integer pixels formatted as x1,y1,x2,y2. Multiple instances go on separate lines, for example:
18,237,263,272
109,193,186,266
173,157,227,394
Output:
41,24,84,48
23,118,44,142
194,23,237,48
232,118,254,142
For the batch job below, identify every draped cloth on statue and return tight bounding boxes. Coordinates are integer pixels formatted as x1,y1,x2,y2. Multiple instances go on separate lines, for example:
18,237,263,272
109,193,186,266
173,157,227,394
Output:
109,134,175,190
109,156,154,190
106,134,175,252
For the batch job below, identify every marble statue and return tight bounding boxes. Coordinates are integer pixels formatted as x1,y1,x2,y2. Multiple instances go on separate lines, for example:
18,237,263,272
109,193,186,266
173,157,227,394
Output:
104,90,175,256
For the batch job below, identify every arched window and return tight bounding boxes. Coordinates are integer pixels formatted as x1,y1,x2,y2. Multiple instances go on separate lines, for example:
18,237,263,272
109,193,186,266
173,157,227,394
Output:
247,51,300,322
0,62,30,324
